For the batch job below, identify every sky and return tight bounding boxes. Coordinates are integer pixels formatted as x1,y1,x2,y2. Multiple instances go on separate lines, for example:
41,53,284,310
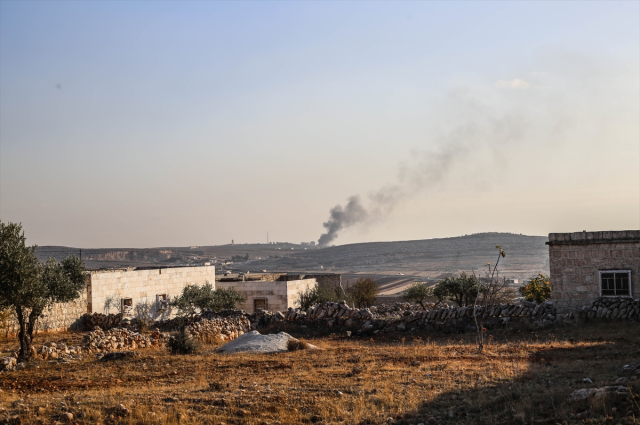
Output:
1,1,639,248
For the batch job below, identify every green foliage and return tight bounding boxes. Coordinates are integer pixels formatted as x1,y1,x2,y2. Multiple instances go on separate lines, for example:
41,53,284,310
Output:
231,253,250,262
171,282,245,317
167,327,200,354
0,221,86,360
432,272,478,307
348,278,378,308
297,284,347,310
402,282,434,309
519,274,551,304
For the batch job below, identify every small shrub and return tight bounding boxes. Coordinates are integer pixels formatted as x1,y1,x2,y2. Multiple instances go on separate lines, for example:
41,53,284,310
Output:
519,274,551,303
348,278,378,308
208,382,224,391
167,328,199,354
297,284,347,310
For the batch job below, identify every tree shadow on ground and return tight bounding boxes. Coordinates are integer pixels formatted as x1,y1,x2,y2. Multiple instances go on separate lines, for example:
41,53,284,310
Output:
366,321,640,425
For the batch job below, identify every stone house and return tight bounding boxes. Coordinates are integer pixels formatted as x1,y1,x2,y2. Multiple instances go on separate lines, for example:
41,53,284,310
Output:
4,265,216,334
87,265,217,319
547,230,640,312
216,273,341,314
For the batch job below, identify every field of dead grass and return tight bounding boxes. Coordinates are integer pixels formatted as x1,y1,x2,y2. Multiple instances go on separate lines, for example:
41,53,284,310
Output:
1,321,639,425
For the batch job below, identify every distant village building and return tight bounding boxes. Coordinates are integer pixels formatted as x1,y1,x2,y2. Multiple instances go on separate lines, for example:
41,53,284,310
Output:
547,230,640,312
216,273,341,314
505,278,519,286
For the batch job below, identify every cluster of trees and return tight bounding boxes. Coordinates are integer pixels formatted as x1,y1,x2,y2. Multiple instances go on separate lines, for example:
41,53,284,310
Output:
231,253,250,262
403,273,552,309
297,278,378,310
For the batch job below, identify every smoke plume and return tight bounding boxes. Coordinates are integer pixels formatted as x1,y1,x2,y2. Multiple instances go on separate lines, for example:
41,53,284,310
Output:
317,51,636,246
318,196,369,246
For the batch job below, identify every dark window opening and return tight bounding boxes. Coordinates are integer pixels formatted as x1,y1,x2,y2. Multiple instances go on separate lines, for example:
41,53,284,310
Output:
600,271,631,296
157,294,168,311
254,298,267,312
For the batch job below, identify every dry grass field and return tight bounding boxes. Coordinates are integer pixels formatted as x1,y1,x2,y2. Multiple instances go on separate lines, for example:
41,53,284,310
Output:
1,322,639,425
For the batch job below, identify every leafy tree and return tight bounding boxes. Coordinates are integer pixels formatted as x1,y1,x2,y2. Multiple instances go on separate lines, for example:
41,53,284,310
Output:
171,282,245,317
519,274,551,304
348,278,378,308
432,272,478,307
0,221,86,360
297,283,346,310
402,282,434,309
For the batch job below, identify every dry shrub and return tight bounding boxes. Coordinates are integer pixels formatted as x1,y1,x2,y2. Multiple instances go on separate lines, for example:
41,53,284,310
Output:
167,328,200,354
287,338,312,351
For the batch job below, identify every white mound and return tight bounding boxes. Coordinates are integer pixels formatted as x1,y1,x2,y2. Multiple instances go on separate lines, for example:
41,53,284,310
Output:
216,331,316,354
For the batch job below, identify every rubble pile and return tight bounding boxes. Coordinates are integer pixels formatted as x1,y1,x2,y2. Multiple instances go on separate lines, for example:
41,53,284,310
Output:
39,342,84,361
578,297,640,320
82,312,122,330
186,315,252,342
0,356,20,372
83,327,167,353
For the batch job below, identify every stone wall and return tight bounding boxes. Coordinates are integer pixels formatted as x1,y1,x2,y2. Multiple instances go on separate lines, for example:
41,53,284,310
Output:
577,296,640,320
88,266,216,319
216,278,315,314
247,300,561,335
547,230,640,312
5,291,88,335
312,274,342,290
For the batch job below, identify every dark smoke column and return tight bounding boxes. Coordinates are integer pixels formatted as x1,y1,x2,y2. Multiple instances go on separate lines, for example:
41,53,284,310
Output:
318,196,368,246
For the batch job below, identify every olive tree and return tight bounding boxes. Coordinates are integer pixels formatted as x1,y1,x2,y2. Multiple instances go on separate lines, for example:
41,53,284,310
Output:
432,273,479,307
347,278,378,308
171,282,245,318
402,282,434,309
0,221,86,360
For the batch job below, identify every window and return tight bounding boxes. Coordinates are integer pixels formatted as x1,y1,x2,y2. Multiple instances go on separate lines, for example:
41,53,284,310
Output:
121,298,133,315
600,270,632,297
156,294,168,311
254,298,267,312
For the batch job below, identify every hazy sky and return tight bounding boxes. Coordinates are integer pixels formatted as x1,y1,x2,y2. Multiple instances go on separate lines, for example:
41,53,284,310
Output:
1,1,638,248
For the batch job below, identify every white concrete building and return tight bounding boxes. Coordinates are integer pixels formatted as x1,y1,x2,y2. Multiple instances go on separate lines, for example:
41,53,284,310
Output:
87,265,216,319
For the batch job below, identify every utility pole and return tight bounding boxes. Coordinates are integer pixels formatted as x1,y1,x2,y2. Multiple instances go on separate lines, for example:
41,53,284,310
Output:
267,231,269,244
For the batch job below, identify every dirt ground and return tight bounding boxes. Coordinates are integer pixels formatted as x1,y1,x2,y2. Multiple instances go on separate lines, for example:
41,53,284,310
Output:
1,321,639,425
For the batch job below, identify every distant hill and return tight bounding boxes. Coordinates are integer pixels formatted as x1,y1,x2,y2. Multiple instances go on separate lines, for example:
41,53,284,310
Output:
246,232,549,280
36,232,549,280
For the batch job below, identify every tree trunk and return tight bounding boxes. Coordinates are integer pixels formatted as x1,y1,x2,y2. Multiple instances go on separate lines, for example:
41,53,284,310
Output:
27,308,39,356
15,305,32,361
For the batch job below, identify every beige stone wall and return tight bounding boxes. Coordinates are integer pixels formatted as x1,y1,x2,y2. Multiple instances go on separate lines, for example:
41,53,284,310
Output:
286,279,315,309
217,278,315,313
88,266,216,319
548,231,640,311
5,291,88,335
